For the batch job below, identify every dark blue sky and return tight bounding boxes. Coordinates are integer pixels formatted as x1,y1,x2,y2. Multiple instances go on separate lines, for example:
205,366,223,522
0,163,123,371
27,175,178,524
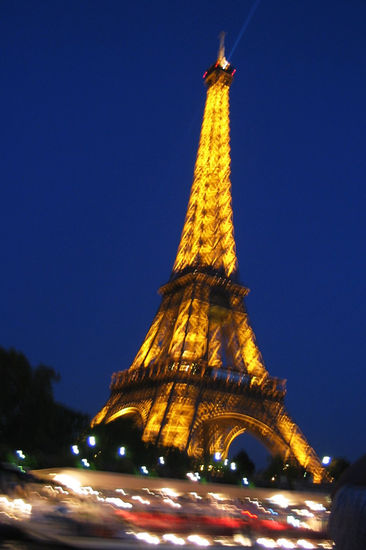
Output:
1,1,366,466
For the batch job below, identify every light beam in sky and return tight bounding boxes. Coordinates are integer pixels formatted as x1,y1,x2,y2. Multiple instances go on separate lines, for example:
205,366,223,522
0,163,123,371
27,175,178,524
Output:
228,0,262,61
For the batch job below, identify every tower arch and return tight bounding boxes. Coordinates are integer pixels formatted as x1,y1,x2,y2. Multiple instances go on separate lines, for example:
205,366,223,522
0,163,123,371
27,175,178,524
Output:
106,406,144,430
188,412,292,461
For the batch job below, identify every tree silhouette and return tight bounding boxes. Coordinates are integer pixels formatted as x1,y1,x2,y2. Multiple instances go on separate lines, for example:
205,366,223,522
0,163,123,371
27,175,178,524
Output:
233,450,255,476
0,347,89,466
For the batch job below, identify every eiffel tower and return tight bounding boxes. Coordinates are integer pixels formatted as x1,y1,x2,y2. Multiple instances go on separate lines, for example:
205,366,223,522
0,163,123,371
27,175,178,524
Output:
93,39,325,483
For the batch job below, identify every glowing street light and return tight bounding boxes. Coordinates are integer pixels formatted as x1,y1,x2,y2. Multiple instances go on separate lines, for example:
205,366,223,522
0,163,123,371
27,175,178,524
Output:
71,445,79,455
322,456,332,466
87,435,96,447
159,456,165,465
118,446,126,456
186,472,200,481
230,461,237,471
16,450,25,459
214,452,221,461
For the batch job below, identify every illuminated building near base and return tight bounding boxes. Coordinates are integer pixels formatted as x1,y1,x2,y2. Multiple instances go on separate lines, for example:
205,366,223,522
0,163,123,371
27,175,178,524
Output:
93,41,325,482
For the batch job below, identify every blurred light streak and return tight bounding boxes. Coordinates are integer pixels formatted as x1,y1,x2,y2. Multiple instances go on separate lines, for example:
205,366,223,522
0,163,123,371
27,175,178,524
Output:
268,495,291,509
305,501,326,512
208,492,225,501
163,497,181,508
161,488,180,498
0,496,32,519
187,534,211,546
256,538,277,548
53,473,81,492
163,533,185,545
135,532,160,544
132,495,150,505
233,533,252,546
189,491,202,499
105,497,132,509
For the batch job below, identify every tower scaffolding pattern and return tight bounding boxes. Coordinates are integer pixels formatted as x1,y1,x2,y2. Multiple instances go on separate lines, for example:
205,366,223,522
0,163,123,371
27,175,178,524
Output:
93,43,325,483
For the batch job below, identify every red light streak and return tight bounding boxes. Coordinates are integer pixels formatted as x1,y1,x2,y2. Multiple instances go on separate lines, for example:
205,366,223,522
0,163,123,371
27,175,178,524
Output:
241,510,258,519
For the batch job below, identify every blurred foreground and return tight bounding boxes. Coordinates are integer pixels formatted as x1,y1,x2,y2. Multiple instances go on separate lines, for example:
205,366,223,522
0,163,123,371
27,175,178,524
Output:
0,466,333,549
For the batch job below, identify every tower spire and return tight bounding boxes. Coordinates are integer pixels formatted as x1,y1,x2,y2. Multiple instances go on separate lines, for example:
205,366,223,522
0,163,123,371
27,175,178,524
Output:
218,31,226,61
173,46,237,278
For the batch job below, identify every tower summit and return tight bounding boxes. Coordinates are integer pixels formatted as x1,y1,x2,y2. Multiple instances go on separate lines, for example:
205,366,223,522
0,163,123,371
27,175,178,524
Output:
173,36,237,278
93,41,325,482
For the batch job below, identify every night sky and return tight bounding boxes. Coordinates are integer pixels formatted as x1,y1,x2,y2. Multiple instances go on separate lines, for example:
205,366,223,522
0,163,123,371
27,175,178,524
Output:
1,1,366,467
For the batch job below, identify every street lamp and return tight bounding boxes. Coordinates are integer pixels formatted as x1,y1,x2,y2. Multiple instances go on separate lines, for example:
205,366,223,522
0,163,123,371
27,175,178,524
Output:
87,435,96,447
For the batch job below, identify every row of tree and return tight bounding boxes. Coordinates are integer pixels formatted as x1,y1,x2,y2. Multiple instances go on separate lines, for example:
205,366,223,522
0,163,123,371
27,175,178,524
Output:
0,346,350,483
0,347,89,467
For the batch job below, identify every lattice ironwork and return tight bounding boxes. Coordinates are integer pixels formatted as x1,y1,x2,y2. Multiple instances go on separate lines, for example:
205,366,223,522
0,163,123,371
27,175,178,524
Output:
93,45,325,483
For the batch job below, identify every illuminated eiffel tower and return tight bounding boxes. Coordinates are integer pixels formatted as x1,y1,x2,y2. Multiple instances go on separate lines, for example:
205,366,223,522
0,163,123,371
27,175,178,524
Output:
93,39,325,482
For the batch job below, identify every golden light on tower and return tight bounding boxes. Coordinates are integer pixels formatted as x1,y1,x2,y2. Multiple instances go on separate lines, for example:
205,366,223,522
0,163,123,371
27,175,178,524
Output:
93,39,326,483
173,50,237,277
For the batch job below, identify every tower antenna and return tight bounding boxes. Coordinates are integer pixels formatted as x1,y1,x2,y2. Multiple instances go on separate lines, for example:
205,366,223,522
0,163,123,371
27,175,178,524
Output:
218,31,226,61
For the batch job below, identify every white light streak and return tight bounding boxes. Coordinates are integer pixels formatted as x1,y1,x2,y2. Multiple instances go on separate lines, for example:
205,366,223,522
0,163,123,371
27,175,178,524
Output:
305,500,326,512
256,538,277,548
161,488,180,498
187,534,210,546
136,532,160,545
132,495,150,505
105,497,132,509
163,534,185,545
268,494,291,509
